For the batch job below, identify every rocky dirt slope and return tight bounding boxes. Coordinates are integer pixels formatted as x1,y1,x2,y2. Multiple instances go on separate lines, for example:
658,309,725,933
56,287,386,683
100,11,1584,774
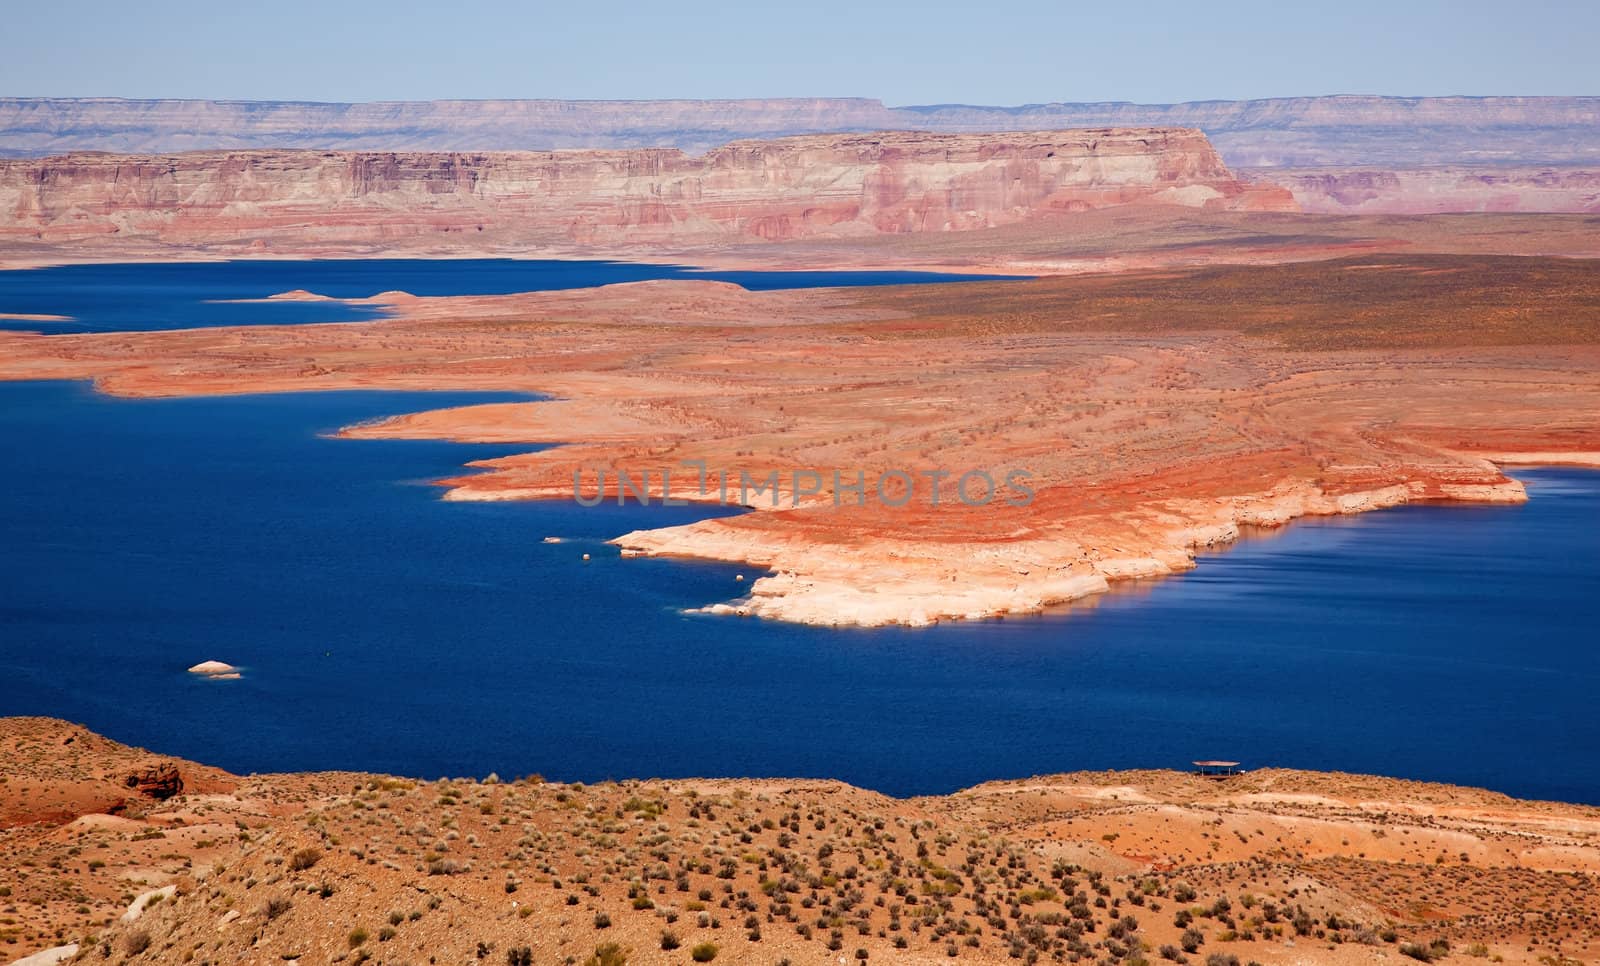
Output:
4,718,1599,966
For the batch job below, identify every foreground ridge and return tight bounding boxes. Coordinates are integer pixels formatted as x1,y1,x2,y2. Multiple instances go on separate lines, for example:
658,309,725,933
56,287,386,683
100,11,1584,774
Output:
3,717,1598,965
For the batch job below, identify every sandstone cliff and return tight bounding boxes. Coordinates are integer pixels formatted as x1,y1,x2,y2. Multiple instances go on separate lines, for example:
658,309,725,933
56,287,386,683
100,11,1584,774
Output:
0,128,1293,251
4,95,1596,166
1246,165,1600,213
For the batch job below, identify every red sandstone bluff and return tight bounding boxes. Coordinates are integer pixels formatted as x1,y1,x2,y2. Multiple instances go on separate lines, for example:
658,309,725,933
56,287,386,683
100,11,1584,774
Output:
0,128,1294,251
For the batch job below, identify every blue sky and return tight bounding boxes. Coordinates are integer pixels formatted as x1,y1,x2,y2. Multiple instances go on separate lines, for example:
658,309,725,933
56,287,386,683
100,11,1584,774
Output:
4,0,1594,104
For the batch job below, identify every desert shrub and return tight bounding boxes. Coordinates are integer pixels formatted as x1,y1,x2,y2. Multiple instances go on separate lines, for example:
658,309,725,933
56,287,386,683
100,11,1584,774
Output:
506,948,532,966
593,912,612,928
348,928,369,948
660,930,681,951
690,941,719,962
1203,954,1240,966
264,897,292,920
289,848,322,872
583,943,629,966
1401,941,1450,963
1181,928,1205,953
124,930,151,956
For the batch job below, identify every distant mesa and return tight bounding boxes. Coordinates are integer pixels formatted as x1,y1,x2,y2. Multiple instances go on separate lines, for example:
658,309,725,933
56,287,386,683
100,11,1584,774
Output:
0,128,1295,254
187,660,240,679
3,95,1597,167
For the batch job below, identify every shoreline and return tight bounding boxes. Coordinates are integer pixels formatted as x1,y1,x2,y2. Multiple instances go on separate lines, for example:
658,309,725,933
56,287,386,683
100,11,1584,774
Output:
7,368,1574,630
610,474,1532,627
3,258,1598,629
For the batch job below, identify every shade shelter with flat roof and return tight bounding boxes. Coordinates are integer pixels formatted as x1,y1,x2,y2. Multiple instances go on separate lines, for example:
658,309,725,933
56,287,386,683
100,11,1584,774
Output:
1193,760,1241,777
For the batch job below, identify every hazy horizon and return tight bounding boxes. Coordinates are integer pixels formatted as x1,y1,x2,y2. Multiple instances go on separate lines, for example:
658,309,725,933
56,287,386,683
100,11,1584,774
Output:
3,92,1597,107
2,0,1594,105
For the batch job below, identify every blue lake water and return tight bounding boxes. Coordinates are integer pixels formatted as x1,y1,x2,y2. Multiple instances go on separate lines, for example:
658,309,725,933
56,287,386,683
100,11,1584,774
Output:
1,260,1597,804
0,258,1026,333
2,377,1597,803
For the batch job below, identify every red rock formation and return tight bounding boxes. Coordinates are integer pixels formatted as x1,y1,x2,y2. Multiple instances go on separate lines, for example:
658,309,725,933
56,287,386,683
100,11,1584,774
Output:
123,763,184,800
0,129,1294,252
1245,165,1600,214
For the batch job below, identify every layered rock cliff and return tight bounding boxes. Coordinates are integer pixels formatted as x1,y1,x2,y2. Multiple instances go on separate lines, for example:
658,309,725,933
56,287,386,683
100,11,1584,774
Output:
3,95,1596,166
1247,165,1600,214
0,128,1293,251
906,95,1600,167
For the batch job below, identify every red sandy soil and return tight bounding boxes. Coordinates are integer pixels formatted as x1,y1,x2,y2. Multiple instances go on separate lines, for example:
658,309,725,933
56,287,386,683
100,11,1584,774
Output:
1,247,1596,625
4,718,1599,965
